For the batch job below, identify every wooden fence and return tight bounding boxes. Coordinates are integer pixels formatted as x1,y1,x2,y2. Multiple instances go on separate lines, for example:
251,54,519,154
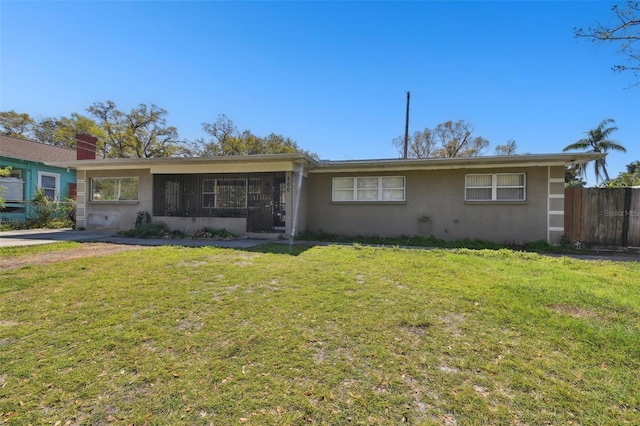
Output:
565,187,640,247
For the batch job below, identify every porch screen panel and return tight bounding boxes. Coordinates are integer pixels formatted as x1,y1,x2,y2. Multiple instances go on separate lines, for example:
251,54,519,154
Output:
216,179,247,209
153,172,284,218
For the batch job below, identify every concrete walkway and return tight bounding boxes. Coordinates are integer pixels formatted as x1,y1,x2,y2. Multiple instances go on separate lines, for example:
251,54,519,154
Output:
0,228,271,249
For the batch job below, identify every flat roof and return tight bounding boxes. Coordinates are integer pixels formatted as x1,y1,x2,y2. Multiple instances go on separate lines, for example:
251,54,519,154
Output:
48,152,318,171
310,152,606,172
47,152,605,172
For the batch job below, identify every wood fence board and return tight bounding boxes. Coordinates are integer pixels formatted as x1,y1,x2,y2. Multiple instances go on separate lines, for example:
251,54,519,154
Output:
631,192,640,247
564,188,639,247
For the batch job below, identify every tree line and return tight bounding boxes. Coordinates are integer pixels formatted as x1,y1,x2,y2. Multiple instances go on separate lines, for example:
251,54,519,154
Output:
1,105,634,187
2,102,518,161
392,119,517,159
0,102,311,159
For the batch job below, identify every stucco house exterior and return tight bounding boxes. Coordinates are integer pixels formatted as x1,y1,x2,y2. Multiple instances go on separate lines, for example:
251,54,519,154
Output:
0,135,77,223
47,136,603,244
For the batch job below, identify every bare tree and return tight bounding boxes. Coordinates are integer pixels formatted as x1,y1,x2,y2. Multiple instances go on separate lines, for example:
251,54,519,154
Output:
433,120,489,158
394,120,489,159
197,115,312,157
575,1,640,84
392,129,437,158
494,139,518,156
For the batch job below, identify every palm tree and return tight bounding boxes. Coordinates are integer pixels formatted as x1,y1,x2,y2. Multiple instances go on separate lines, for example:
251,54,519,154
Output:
563,118,627,182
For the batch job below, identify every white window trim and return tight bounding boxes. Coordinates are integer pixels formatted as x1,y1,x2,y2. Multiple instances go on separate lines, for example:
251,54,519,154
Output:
38,171,61,200
332,176,406,202
202,178,248,209
90,177,139,202
465,173,526,202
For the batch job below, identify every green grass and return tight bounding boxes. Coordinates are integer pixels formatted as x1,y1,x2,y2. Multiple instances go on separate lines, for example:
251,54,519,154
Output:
296,230,587,254
1,244,639,425
0,241,81,257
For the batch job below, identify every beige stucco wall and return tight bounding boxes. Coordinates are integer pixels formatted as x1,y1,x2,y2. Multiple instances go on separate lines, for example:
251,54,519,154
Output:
82,169,153,231
82,168,291,236
305,166,552,244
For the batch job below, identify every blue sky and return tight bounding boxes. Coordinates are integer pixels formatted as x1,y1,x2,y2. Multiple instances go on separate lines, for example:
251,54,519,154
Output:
1,1,638,185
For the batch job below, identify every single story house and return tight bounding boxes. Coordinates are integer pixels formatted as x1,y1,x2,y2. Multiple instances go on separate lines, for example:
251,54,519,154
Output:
0,135,77,223
47,137,603,244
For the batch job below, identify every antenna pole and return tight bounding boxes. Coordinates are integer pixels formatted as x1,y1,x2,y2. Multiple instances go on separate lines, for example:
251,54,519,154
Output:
404,91,410,159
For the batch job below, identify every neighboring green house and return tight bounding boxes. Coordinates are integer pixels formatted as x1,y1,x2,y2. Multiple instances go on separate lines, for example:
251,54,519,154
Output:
0,135,77,223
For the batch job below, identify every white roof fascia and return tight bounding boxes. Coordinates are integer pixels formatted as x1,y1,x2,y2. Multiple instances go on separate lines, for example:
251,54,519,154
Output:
309,153,605,173
47,153,318,172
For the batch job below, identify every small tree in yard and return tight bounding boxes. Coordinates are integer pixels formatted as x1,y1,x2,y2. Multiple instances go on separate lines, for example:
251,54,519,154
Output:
607,160,640,187
28,189,74,228
0,166,11,209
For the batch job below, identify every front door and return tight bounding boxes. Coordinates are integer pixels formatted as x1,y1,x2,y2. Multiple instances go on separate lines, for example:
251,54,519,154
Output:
247,174,286,233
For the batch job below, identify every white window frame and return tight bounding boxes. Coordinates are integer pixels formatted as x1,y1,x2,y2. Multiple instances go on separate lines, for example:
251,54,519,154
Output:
202,178,248,209
465,173,526,202
38,171,60,200
332,176,406,202
90,177,139,202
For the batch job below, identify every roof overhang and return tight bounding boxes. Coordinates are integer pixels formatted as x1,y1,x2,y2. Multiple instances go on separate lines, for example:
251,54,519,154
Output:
47,152,605,174
47,153,318,174
309,153,606,173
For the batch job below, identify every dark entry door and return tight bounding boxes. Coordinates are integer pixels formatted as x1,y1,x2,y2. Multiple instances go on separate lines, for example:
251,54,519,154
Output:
247,174,286,233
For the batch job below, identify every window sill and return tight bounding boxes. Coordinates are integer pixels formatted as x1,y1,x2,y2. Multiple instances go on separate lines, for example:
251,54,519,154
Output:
331,201,407,205
464,200,528,205
89,200,139,205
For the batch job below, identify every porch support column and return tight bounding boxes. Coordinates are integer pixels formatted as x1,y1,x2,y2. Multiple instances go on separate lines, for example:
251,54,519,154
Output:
284,171,293,237
289,162,306,239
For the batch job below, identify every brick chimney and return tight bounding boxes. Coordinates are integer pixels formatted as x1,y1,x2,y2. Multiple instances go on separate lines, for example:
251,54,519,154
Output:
76,133,97,160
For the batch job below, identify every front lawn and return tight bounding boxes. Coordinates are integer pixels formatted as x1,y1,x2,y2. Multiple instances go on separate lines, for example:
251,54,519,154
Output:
0,244,638,424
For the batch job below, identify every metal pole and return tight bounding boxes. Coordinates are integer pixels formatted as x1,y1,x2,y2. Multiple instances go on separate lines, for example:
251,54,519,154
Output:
404,91,410,159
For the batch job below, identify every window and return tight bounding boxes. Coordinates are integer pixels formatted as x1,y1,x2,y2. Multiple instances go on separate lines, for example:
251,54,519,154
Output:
465,173,526,201
202,179,247,209
38,172,60,200
91,177,139,201
0,169,24,202
153,172,283,218
332,176,405,202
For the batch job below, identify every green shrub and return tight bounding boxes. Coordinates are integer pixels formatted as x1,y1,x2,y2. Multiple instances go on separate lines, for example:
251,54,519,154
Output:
117,221,169,238
296,230,585,254
191,227,236,239
26,189,74,229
